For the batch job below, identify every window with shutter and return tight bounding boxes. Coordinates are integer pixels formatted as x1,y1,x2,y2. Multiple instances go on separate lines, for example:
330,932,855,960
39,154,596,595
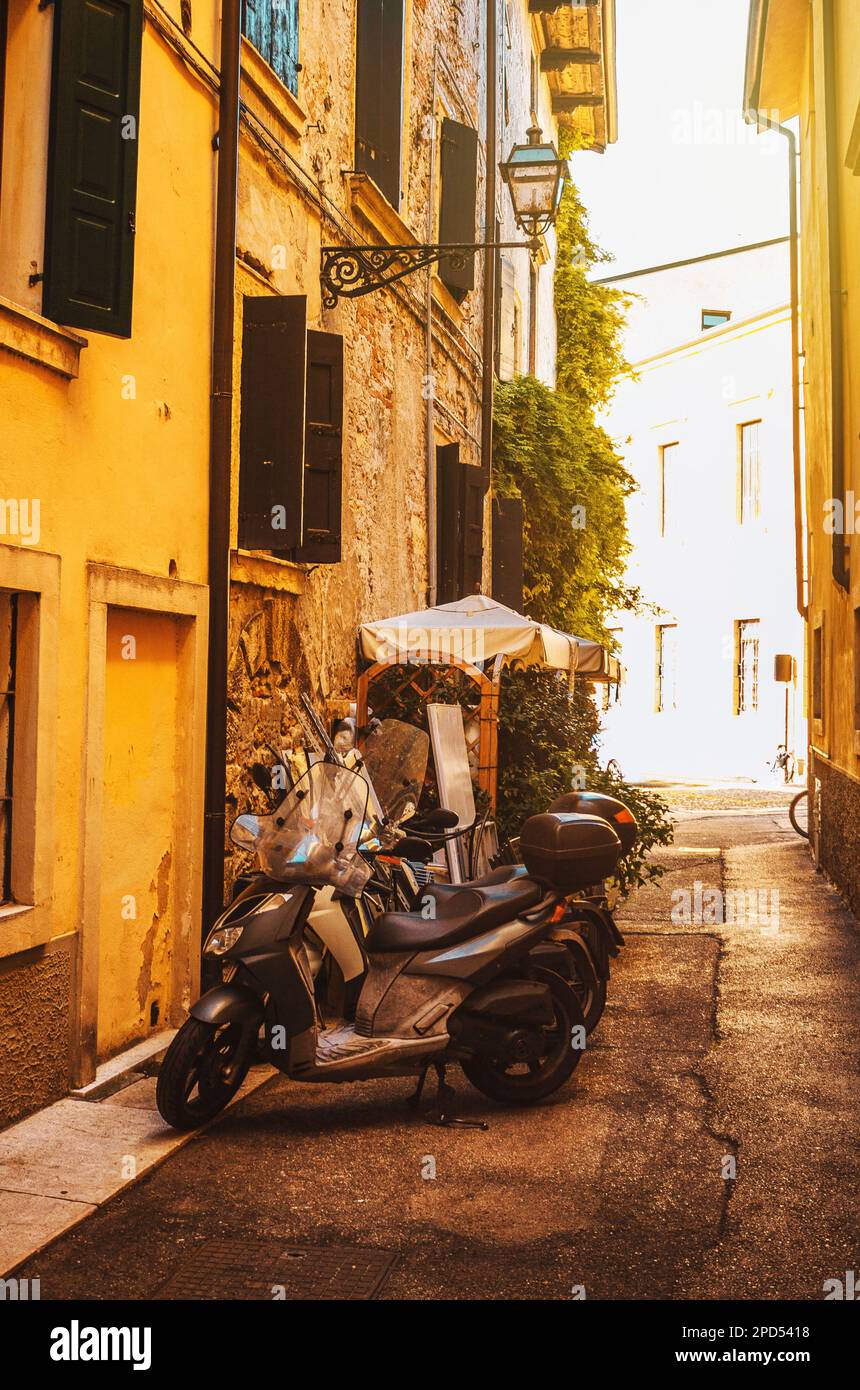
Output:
238,297,344,563
492,496,523,612
436,443,462,605
42,0,142,337
355,0,404,209
438,117,478,300
238,295,306,553
461,466,484,596
242,0,300,96
296,330,343,564
436,445,484,602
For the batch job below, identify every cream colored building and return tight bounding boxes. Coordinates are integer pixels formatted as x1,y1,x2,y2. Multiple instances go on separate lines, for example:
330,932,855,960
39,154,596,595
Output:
745,0,860,910
598,240,805,782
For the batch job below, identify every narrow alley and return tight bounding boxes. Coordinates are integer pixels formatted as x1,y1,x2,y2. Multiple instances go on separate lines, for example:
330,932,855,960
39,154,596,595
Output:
13,791,859,1302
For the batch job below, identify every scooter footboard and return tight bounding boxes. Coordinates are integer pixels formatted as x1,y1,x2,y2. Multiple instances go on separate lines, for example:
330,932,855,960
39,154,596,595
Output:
355,953,471,1040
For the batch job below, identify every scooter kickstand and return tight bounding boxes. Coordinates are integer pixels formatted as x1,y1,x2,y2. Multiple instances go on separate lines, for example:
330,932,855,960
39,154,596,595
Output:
422,1062,488,1131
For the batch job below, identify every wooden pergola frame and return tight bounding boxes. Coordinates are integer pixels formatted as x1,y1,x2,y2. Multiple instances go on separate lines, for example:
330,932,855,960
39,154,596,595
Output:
356,652,506,812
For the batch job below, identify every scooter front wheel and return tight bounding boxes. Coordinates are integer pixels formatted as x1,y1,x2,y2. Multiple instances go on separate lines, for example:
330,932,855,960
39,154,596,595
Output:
461,969,586,1105
156,1018,253,1130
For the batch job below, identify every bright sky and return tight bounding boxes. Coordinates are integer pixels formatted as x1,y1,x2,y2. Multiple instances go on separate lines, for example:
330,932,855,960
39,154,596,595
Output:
573,0,790,278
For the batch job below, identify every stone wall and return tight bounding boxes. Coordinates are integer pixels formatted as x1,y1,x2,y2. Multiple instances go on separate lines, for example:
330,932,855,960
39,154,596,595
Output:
812,752,860,919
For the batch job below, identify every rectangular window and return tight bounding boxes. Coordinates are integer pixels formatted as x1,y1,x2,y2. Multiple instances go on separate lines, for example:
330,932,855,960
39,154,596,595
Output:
0,589,18,904
242,0,300,95
658,443,678,537
738,420,761,523
735,619,760,714
702,309,731,330
355,0,404,209
812,622,824,722
655,623,677,713
496,257,521,382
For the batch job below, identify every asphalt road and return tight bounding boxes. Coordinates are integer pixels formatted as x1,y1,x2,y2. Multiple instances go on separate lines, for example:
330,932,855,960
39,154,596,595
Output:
18,793,860,1300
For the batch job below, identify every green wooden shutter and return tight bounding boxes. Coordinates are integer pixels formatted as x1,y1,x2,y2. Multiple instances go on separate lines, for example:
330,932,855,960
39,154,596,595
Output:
43,0,142,336
436,443,461,604
243,0,299,95
238,295,306,553
492,496,524,612
296,330,343,564
355,0,403,208
438,117,478,299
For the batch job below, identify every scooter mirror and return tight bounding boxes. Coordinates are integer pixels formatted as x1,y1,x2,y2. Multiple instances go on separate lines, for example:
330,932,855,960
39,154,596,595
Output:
231,814,261,850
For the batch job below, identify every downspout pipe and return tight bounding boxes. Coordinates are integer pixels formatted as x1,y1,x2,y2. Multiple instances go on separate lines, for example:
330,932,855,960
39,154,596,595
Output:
202,0,242,937
821,0,849,591
745,107,806,619
480,0,497,493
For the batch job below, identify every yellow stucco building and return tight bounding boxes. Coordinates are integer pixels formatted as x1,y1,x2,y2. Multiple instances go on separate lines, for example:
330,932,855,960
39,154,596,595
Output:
0,0,215,1115
745,0,860,908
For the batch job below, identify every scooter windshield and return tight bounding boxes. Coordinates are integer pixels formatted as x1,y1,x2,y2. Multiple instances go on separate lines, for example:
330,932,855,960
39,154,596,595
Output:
361,719,430,824
230,762,372,895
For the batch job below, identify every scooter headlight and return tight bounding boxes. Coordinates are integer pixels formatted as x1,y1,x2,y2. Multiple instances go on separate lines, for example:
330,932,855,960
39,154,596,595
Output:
204,924,245,956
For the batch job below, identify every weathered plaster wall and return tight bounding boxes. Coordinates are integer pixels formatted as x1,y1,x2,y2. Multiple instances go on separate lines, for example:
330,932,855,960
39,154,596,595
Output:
0,940,72,1127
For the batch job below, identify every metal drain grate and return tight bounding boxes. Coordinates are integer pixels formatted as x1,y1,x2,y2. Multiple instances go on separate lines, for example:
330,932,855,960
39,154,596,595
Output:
155,1238,397,1300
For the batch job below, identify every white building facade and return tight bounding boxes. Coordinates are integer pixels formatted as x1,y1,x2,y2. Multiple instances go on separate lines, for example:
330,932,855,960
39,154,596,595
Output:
598,240,805,783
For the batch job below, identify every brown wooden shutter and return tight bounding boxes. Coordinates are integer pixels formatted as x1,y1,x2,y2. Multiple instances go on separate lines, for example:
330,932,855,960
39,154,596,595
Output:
461,464,485,596
436,443,461,604
438,117,478,299
43,0,142,336
492,496,524,612
238,295,306,553
296,330,343,564
355,0,403,208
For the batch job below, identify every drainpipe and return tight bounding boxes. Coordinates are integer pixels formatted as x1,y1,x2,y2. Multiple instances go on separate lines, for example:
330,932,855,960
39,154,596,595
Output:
822,0,849,591
202,0,242,937
745,109,806,619
480,0,497,493
426,53,440,605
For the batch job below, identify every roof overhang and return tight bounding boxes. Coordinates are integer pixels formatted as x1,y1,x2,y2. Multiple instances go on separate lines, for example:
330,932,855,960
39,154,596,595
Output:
743,0,807,120
530,1,618,152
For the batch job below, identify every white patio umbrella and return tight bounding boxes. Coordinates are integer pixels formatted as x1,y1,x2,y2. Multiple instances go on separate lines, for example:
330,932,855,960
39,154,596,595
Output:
358,593,621,682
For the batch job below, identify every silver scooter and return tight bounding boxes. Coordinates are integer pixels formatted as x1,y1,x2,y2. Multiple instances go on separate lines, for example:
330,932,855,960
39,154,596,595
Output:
156,724,622,1131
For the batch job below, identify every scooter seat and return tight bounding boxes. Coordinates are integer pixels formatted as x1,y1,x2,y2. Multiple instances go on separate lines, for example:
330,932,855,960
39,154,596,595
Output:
422,864,529,905
366,876,544,953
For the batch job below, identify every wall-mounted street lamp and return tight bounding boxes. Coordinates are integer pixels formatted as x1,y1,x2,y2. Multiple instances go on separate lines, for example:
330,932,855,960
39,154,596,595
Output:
320,125,567,307
500,125,567,239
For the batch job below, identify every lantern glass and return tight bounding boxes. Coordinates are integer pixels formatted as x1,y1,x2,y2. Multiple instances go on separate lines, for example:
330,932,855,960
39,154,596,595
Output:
501,128,566,234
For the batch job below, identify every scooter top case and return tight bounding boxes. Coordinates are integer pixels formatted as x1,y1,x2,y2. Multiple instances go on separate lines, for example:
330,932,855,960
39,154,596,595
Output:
519,812,622,892
548,790,638,856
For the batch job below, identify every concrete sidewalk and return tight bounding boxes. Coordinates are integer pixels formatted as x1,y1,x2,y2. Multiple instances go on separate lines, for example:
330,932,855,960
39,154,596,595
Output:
0,1031,273,1275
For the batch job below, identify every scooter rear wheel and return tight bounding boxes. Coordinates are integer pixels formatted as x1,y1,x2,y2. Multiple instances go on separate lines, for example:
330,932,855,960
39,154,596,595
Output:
461,969,586,1105
156,1018,253,1130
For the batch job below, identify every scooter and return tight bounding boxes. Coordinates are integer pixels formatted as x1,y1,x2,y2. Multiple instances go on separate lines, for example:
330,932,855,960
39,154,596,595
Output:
156,731,624,1131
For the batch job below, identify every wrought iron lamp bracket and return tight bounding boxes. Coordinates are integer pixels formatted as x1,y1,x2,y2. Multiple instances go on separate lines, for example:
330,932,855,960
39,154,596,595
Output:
320,238,539,308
